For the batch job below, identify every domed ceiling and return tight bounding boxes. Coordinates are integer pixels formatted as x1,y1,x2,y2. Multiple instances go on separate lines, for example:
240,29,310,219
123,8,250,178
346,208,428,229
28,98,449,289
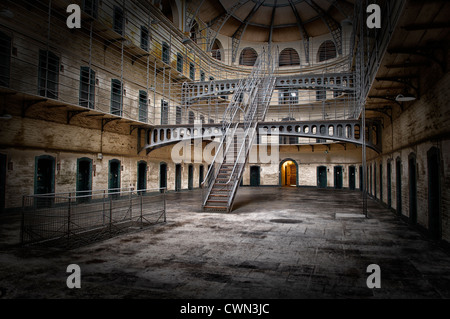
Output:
196,0,354,43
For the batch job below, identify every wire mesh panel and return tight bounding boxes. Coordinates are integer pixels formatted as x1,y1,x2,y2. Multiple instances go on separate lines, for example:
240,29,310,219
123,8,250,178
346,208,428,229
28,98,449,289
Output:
21,188,166,249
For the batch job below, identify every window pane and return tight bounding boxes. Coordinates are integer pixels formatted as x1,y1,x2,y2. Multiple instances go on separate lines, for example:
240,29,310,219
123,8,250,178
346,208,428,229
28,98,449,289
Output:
113,6,124,35
111,79,122,116
139,91,148,122
141,26,149,51
39,50,59,99
80,67,95,109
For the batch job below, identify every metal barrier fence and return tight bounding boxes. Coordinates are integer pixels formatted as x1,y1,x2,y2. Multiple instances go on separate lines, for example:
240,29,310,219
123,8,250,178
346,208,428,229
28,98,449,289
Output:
21,188,166,249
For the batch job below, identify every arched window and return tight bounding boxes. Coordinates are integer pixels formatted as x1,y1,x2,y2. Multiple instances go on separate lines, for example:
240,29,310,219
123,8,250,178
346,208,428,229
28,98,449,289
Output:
190,21,199,43
211,39,223,61
189,111,195,124
317,40,337,62
279,48,300,67
161,0,180,28
239,48,258,66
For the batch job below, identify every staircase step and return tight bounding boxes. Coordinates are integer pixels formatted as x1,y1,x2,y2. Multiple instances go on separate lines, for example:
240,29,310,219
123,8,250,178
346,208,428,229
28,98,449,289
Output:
204,206,228,211
207,200,228,203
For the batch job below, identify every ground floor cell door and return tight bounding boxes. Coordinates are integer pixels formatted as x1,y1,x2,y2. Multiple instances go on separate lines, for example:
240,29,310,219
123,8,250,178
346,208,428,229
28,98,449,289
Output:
160,163,167,193
250,166,260,187
35,156,55,195
199,165,204,188
109,160,121,198
175,164,182,192
349,166,356,190
318,166,327,189
334,166,343,189
0,154,6,213
281,160,297,187
387,162,392,208
428,147,441,240
188,165,194,190
137,161,147,193
77,158,92,202
396,158,402,216
359,165,363,192
409,154,417,225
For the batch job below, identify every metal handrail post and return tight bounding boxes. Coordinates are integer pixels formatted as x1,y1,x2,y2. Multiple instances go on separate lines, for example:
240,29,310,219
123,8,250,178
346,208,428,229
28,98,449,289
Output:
163,188,167,223
109,194,113,237
20,196,25,246
140,192,143,228
68,193,72,241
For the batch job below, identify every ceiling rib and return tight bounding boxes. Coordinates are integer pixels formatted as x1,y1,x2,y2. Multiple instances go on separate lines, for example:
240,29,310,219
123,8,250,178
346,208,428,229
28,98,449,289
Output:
288,0,310,64
304,0,343,55
231,0,265,63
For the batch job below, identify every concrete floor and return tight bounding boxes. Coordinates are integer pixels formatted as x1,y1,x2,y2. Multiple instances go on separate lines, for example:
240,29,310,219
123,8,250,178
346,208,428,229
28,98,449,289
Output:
0,187,450,299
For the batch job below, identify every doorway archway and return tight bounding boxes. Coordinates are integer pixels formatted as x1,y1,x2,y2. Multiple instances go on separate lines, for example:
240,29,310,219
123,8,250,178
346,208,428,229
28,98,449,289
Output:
280,159,298,187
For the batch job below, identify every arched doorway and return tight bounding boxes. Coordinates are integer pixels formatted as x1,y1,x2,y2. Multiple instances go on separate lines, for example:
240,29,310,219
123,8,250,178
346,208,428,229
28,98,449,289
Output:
318,166,327,189
35,155,55,195
175,164,182,192
108,159,121,198
188,164,194,190
280,159,298,187
77,158,93,202
137,161,147,193
160,162,167,193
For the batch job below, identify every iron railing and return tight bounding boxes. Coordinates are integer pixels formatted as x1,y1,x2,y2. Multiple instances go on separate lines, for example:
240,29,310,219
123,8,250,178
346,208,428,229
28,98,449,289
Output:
21,188,166,249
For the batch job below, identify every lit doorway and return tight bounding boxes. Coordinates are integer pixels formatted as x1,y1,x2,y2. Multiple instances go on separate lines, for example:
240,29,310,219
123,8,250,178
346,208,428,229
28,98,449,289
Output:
280,160,297,187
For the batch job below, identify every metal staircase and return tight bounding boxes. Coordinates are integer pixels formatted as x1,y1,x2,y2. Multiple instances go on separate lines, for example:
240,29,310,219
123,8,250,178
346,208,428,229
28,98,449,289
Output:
201,49,277,212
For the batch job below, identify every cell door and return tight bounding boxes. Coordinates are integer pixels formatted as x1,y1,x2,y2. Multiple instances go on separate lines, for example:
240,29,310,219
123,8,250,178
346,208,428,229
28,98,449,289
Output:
188,165,194,190
359,165,363,192
428,148,441,240
137,161,147,193
318,166,327,189
77,158,92,202
334,166,343,189
349,166,356,190
109,160,121,197
160,163,167,193
396,158,402,216
409,155,417,225
387,162,392,208
379,164,383,202
35,156,55,195
175,164,182,192
0,154,6,213
250,166,260,187
199,165,204,188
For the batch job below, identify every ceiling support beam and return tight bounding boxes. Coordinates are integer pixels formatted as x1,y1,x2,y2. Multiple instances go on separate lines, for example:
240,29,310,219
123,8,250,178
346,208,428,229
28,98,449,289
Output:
304,0,342,55
402,22,450,31
326,0,354,19
205,1,250,52
375,75,420,100
288,0,310,64
268,0,277,45
185,0,206,32
231,1,265,63
388,44,448,72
